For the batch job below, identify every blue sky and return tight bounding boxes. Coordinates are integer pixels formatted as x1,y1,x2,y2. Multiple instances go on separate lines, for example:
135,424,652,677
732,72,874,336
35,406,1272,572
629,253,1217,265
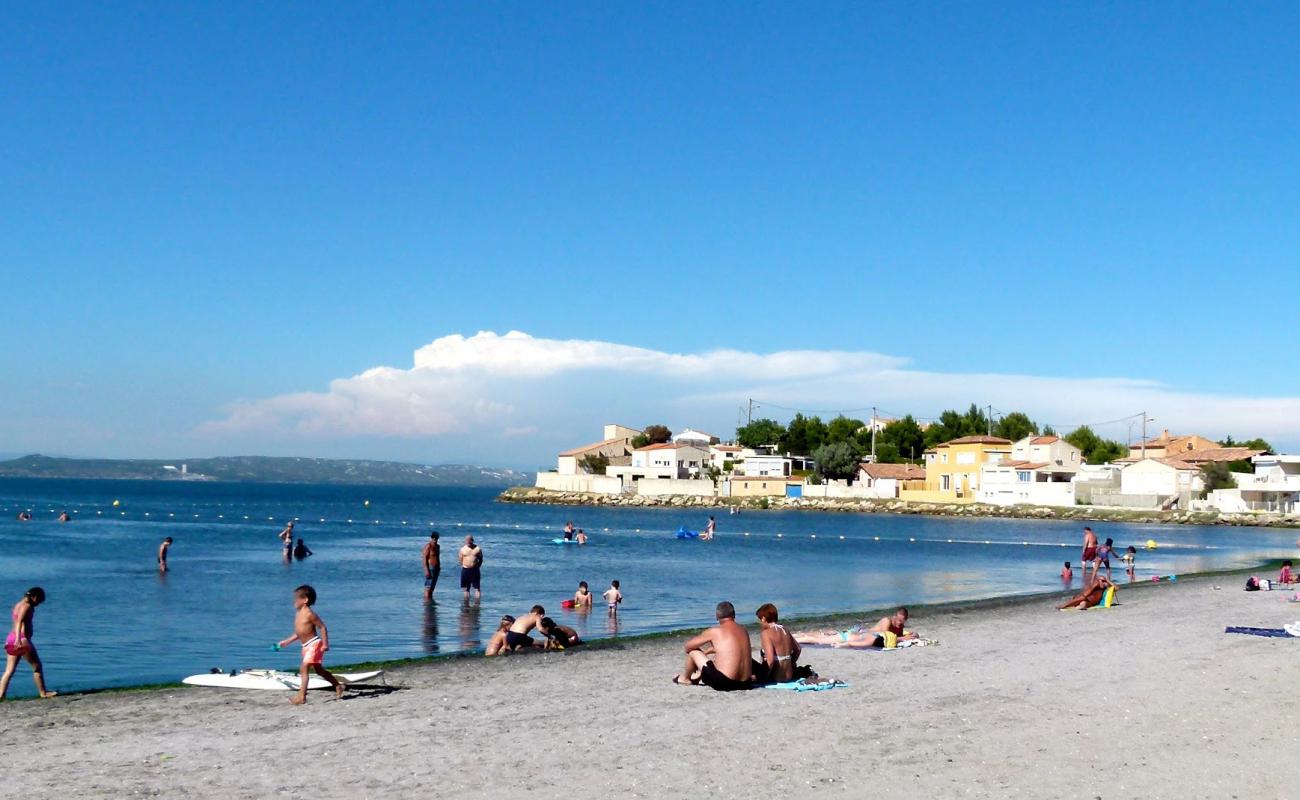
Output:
2,3,1298,467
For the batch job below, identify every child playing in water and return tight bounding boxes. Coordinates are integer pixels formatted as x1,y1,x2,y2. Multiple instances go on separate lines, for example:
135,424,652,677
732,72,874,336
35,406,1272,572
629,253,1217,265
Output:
573,581,593,609
1,587,56,699
1281,560,1294,585
603,580,622,613
277,585,344,704
1061,561,1072,582
1122,546,1137,575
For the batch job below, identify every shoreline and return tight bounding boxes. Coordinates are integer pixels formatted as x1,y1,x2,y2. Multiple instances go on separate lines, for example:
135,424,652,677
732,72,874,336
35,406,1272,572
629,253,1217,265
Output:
499,485,1300,528
7,562,1300,798
7,558,1277,702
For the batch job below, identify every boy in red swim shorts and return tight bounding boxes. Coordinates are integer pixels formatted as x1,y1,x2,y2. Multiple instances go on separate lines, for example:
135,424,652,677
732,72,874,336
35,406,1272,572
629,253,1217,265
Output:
277,585,345,705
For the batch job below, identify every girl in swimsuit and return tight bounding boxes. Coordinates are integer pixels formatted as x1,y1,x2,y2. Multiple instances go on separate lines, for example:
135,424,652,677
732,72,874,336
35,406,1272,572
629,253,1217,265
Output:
1,587,56,699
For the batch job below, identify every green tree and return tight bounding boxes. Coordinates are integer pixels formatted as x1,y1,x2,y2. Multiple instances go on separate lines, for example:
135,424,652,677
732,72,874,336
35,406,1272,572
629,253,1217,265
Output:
632,424,672,449
994,411,1038,442
1200,462,1237,497
812,442,860,481
878,415,926,463
826,416,865,445
735,418,785,449
1065,426,1126,464
781,414,828,455
1042,424,1057,436
1222,435,1272,452
577,453,609,474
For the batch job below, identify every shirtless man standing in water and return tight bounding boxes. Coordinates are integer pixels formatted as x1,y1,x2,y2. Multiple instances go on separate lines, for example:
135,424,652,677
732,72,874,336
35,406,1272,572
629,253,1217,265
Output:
459,535,483,602
673,601,753,691
1081,527,1099,581
422,531,441,601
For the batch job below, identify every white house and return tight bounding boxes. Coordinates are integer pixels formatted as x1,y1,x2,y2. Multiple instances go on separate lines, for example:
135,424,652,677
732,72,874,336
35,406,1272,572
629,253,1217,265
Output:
1008,435,1082,471
551,423,639,476
1119,458,1204,505
1209,454,1300,514
743,454,793,478
673,428,721,446
976,435,1082,507
606,442,710,486
709,444,746,472
855,462,926,499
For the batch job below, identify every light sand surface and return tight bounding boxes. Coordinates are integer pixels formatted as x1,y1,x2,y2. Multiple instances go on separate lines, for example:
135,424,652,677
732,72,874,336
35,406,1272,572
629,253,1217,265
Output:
5,573,1300,799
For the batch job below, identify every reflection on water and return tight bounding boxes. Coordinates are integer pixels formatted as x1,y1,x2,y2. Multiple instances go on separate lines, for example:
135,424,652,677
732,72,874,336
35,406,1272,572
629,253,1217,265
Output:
458,601,482,650
422,601,439,655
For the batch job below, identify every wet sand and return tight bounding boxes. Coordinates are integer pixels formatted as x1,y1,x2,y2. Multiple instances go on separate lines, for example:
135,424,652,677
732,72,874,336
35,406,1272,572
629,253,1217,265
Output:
4,572,1299,799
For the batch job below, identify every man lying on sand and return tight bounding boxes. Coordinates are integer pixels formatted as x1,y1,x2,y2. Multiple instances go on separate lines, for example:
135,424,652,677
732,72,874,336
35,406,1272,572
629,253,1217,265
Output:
1057,575,1114,611
673,601,753,691
794,607,918,649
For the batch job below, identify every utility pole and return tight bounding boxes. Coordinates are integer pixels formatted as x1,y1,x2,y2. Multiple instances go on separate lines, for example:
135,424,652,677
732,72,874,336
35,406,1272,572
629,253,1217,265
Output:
871,406,877,463
1141,411,1148,460
746,399,754,426
987,404,993,436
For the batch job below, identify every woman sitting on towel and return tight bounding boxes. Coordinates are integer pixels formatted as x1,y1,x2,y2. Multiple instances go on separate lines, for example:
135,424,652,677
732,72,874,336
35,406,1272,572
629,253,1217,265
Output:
793,607,917,649
1057,575,1114,610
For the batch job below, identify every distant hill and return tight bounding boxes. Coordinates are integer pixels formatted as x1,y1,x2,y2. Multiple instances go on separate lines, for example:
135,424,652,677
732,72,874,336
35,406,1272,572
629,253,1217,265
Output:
0,454,531,488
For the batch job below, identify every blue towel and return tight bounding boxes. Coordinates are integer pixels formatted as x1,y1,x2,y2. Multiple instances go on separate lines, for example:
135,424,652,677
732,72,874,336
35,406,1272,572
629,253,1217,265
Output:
764,678,848,692
1224,626,1294,638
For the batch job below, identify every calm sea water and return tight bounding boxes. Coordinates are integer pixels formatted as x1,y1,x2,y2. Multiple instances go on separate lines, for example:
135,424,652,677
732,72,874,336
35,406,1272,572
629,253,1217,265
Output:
0,478,1293,697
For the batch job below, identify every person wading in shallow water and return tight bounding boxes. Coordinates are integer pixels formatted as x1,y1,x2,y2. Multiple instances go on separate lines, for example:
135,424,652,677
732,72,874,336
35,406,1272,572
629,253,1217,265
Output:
423,531,442,600
459,536,483,602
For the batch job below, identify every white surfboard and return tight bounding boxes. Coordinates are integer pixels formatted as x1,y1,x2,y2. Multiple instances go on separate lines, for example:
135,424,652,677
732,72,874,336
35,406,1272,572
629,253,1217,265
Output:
182,668,384,691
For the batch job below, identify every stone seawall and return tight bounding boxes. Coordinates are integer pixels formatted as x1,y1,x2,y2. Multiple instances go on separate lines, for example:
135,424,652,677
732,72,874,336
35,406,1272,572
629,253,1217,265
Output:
497,486,1300,528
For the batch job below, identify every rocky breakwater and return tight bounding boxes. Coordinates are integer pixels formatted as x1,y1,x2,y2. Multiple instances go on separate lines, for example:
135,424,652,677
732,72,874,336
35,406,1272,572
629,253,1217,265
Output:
496,487,1300,528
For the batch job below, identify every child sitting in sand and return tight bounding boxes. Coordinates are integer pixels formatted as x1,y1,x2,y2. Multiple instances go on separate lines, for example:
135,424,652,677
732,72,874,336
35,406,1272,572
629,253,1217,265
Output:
603,580,622,613
1281,561,1294,585
505,606,546,651
539,617,582,650
485,615,515,656
276,585,345,704
573,582,593,609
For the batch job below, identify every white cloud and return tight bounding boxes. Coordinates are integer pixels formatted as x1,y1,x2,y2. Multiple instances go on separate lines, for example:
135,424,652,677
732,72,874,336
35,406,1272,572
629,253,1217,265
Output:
196,330,1300,461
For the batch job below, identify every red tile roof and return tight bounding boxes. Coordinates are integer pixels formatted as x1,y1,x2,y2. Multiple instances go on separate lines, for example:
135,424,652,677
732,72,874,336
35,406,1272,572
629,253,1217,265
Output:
937,436,1012,446
1030,436,1059,445
858,463,926,481
559,438,628,457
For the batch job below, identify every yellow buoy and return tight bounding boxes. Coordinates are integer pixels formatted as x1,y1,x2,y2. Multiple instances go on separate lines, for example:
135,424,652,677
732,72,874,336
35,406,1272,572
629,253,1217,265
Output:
112,500,120,507
1146,539,1158,550
364,500,370,507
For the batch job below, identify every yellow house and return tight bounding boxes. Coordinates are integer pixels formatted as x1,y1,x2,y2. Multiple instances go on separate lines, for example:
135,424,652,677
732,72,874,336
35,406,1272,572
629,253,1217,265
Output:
901,436,1012,503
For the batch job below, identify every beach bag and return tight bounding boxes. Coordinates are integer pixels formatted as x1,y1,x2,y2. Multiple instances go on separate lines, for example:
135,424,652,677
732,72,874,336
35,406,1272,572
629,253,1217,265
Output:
1246,577,1260,592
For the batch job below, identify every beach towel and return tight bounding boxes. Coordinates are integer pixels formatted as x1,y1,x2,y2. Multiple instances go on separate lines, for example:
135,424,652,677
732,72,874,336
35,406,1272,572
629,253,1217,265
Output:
1224,626,1296,638
764,678,849,692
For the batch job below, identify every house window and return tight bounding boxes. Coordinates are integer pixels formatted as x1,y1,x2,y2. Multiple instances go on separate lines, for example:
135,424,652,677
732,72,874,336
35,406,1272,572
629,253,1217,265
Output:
940,475,951,491
1017,471,1031,483
941,452,948,464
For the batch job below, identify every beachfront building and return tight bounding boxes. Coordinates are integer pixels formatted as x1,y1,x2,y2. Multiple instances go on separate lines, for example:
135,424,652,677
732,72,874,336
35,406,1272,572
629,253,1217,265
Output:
743,454,792,477
1118,458,1204,509
724,476,794,497
709,444,746,473
975,435,1083,507
535,423,639,493
855,462,926,499
1205,454,1300,514
1166,447,1266,467
673,428,721,446
1072,463,1123,505
901,436,1012,504
605,442,710,488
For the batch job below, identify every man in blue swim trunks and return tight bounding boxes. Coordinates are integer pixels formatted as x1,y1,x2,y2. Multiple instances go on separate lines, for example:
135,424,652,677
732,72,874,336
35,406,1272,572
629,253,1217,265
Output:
459,535,483,602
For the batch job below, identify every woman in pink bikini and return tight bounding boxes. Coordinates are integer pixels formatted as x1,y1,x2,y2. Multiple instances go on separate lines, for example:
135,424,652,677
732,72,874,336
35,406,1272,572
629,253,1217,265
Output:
1,587,56,699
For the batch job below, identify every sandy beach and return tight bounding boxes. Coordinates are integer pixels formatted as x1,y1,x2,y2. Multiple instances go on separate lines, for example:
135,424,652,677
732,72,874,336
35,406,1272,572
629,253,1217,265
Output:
4,571,1298,799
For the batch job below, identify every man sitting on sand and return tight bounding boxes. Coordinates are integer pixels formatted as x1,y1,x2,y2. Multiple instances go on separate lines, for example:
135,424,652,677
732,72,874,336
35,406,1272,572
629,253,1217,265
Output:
504,605,546,651
793,607,918,649
673,601,753,691
1058,575,1114,611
